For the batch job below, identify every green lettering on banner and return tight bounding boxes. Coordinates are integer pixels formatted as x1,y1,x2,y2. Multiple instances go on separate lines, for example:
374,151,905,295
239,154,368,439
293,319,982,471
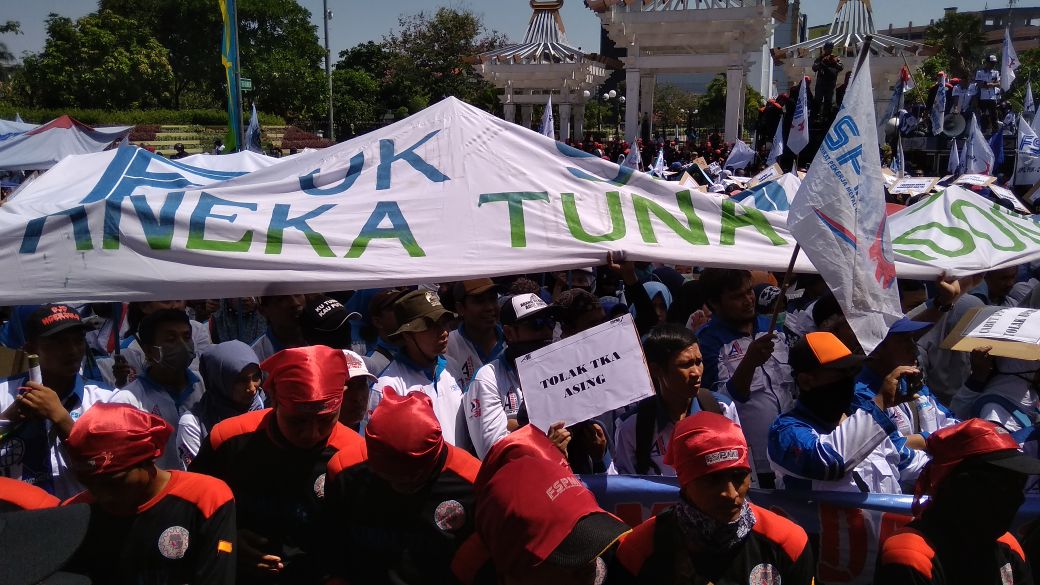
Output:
477,191,550,248
186,193,256,252
265,203,336,257
632,190,709,246
719,199,787,246
987,204,1040,246
891,223,975,260
125,192,184,250
950,200,1024,252
562,191,626,243
20,206,93,253
345,201,425,258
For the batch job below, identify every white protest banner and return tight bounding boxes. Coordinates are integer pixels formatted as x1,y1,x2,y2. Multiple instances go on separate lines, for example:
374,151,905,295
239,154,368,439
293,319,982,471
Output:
967,307,1040,344
889,186,1040,274
888,177,939,196
517,314,653,432
708,161,722,176
749,163,783,187
954,173,997,187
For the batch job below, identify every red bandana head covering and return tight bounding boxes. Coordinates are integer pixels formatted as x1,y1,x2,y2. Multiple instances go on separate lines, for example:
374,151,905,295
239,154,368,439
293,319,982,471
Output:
664,411,750,489
65,403,172,476
912,418,1027,516
261,346,348,416
365,387,445,487
476,424,570,489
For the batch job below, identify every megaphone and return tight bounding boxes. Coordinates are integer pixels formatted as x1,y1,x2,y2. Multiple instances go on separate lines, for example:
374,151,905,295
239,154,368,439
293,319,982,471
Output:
943,113,966,137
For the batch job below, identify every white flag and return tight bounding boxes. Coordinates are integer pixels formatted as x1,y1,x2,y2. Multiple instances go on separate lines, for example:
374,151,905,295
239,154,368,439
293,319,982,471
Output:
1002,27,1019,92
539,94,555,140
948,138,961,175
1019,114,1040,156
1026,81,1035,117
766,119,784,166
723,139,755,171
890,136,905,178
964,114,995,175
621,140,641,170
788,78,810,154
931,73,946,136
652,148,665,177
788,49,902,353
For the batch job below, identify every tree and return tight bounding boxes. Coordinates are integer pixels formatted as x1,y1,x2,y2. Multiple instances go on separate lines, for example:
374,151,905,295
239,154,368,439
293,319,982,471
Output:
381,8,508,114
697,74,764,138
653,83,700,133
0,21,21,83
331,68,380,136
16,11,173,109
925,12,985,81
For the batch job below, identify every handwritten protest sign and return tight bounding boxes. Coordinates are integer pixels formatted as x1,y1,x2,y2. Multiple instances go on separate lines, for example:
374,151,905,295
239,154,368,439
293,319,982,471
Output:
517,314,653,431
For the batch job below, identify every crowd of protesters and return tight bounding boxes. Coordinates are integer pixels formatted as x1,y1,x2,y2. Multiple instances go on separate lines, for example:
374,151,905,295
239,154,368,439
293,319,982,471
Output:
3,250,1040,585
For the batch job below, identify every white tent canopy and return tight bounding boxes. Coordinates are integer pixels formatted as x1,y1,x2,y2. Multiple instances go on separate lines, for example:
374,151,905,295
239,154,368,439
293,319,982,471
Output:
0,98,1033,304
0,115,132,171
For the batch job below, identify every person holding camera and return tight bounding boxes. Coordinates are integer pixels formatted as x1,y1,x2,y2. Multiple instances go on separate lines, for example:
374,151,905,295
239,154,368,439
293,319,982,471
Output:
768,332,928,493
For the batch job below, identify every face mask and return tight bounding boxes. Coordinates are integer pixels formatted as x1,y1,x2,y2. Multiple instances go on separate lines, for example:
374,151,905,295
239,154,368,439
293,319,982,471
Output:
506,339,552,364
801,377,855,422
153,340,196,372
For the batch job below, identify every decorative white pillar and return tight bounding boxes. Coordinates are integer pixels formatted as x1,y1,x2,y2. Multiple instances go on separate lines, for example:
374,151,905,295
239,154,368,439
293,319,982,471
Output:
625,66,640,143
521,104,534,129
503,103,517,123
574,104,586,141
725,65,744,142
640,75,656,141
559,102,572,141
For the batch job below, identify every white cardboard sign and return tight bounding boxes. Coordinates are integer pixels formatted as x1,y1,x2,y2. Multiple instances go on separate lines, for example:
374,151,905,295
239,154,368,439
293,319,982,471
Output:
954,173,997,187
966,307,1040,344
888,177,939,195
517,313,654,431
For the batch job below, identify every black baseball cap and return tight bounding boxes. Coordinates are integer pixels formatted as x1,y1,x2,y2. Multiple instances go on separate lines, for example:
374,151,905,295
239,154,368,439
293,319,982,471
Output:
0,503,92,584
24,305,90,341
300,296,360,348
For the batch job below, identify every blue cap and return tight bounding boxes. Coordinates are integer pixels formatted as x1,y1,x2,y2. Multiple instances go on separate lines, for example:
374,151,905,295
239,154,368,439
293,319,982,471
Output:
888,316,932,335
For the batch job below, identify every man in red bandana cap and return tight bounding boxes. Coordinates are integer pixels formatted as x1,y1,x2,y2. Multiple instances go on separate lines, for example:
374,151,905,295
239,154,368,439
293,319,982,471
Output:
324,388,480,585
877,419,1040,585
614,411,813,584
190,345,364,583
469,428,631,585
62,402,237,584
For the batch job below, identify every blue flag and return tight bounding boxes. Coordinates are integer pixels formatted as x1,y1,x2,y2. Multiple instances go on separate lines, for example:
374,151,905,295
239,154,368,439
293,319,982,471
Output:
989,126,1005,168
219,0,242,151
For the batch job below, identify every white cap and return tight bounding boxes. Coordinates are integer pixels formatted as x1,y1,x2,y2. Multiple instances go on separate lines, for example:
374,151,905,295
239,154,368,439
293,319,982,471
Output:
342,350,376,383
502,293,553,325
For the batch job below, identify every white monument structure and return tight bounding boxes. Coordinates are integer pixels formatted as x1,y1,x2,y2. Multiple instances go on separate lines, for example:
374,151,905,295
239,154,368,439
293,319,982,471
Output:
772,0,932,120
474,0,611,142
585,0,777,142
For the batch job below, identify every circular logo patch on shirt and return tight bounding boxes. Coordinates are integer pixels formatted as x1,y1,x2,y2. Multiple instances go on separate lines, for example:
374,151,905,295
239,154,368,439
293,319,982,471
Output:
434,499,466,532
0,437,25,466
749,563,780,585
157,526,190,560
313,473,326,499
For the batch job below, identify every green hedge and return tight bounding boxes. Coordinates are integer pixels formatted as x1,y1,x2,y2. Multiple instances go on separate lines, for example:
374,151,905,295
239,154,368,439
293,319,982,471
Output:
0,106,285,127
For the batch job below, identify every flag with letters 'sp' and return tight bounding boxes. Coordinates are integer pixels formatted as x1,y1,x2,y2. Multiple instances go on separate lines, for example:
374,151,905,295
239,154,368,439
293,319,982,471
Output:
788,49,902,353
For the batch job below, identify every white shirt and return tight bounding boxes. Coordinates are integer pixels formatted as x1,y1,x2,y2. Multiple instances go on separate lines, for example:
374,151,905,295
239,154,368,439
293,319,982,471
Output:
465,358,524,459
445,327,505,390
370,355,471,449
0,375,116,499
109,371,206,470
976,68,1001,100
608,394,742,477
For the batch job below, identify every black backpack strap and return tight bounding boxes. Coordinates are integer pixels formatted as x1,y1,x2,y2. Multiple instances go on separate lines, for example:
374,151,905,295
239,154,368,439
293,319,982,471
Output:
634,397,662,476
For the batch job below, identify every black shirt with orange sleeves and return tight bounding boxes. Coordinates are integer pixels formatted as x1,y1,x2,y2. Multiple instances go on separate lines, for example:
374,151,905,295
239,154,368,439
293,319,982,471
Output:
323,442,481,585
877,521,1032,585
611,503,815,585
63,470,236,585
189,408,365,584
0,476,60,511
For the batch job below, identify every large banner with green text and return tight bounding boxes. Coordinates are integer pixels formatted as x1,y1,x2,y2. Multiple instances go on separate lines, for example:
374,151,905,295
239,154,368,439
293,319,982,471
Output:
0,98,1036,303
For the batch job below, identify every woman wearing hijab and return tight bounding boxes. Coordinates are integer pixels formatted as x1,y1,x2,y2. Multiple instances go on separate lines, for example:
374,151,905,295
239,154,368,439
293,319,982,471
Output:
176,340,264,468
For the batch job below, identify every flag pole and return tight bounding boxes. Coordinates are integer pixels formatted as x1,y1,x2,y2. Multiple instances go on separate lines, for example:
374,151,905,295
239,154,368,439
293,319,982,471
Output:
768,35,875,333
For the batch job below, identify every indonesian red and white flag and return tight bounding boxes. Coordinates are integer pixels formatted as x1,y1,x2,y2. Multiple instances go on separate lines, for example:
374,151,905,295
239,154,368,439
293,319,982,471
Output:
788,49,902,353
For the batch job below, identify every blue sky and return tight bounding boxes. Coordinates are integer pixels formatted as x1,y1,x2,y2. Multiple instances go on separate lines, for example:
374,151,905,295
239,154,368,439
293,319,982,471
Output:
1,0,1013,63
